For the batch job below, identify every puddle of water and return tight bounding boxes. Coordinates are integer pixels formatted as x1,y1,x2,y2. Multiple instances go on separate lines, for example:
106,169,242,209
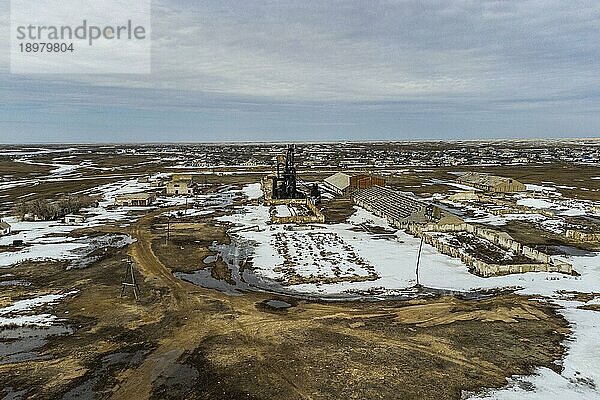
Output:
264,300,292,309
548,245,596,257
175,269,242,296
1,387,28,400
0,324,73,365
176,238,288,297
0,280,31,287
202,255,217,264
61,349,149,400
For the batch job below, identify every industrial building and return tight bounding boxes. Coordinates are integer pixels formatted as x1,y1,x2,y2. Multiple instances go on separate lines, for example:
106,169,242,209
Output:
115,193,155,207
353,185,571,277
456,172,526,193
352,185,447,227
324,172,385,195
271,145,304,200
263,145,324,222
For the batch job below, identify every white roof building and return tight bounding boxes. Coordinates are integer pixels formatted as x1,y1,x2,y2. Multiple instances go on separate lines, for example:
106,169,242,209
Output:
323,172,351,195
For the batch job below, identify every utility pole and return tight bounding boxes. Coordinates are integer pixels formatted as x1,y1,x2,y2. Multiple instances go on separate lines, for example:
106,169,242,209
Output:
415,236,424,287
165,216,170,245
120,259,140,300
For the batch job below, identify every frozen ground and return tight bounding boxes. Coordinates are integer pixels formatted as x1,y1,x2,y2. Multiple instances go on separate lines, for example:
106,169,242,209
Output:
517,198,556,209
221,186,600,399
242,183,263,200
0,177,249,269
467,302,600,400
451,184,598,235
274,205,292,217
0,178,153,268
220,204,598,296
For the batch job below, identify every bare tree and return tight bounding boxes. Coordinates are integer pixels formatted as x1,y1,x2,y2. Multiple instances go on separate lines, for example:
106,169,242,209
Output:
13,195,99,221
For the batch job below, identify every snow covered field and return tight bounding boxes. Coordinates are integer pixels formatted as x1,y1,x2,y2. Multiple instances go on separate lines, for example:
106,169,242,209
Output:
221,203,599,296
467,301,600,400
1,169,598,398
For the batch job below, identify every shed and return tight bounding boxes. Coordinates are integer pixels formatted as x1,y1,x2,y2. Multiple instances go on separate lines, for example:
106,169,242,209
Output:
64,214,86,224
0,221,11,236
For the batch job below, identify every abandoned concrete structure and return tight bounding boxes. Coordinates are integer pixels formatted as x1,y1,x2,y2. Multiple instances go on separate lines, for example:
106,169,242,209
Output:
447,190,556,218
115,193,155,207
166,178,196,196
457,172,526,193
566,229,600,243
261,176,325,224
407,222,573,277
352,185,572,278
269,198,325,224
448,191,482,202
324,173,385,196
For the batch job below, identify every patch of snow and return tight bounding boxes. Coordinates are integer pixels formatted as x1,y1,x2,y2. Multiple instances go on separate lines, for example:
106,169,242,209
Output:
559,209,587,217
274,205,291,217
242,183,263,200
527,184,558,192
0,313,59,327
161,209,213,218
0,291,77,327
517,198,556,209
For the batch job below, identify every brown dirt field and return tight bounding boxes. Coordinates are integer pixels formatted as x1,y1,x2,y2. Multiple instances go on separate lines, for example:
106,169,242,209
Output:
320,197,356,223
0,159,52,178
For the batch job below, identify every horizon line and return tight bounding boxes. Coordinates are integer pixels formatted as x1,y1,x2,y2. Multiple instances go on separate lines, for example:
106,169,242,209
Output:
2,137,600,146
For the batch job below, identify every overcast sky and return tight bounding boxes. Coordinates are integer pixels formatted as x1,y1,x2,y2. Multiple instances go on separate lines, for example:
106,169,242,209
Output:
1,0,599,143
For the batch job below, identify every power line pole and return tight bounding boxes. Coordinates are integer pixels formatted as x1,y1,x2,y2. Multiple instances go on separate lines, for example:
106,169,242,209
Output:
120,259,140,301
165,216,170,245
415,236,424,287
